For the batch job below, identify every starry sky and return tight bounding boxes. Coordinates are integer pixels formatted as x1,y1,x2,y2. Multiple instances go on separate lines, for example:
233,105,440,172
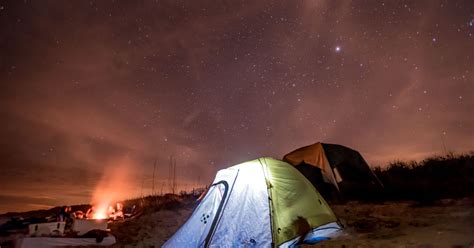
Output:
0,0,473,213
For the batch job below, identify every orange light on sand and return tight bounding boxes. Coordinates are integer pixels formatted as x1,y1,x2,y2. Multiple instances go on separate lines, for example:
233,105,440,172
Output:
90,158,133,219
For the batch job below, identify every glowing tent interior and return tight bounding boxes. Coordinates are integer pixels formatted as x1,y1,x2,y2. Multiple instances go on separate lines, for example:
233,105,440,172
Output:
163,157,342,247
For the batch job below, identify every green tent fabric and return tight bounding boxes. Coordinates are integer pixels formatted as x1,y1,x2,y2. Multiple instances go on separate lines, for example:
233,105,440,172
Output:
261,158,338,245
163,157,342,247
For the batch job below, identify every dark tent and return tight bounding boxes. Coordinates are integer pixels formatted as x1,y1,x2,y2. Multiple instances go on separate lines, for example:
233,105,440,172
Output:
283,142,383,200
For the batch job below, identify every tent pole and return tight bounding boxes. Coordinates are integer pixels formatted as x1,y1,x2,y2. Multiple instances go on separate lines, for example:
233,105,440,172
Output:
259,158,276,247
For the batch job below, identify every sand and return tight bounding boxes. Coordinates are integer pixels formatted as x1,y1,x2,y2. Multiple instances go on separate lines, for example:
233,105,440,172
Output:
108,206,194,247
2,198,472,247
309,199,474,248
108,198,473,248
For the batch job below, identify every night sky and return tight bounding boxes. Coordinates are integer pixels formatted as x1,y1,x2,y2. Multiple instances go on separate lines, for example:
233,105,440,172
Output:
0,0,473,213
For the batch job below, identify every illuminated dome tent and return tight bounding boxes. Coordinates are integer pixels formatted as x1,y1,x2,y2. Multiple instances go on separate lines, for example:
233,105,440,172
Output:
283,142,383,200
163,157,342,247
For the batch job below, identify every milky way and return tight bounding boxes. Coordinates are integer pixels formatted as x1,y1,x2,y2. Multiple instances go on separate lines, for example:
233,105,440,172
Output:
0,0,473,213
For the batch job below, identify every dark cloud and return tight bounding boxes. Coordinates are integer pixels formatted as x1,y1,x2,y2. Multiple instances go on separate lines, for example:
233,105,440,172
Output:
0,0,472,213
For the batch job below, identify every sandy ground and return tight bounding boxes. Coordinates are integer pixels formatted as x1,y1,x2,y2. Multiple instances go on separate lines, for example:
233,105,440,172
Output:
108,206,194,248
108,198,473,248
3,198,471,247
310,199,474,248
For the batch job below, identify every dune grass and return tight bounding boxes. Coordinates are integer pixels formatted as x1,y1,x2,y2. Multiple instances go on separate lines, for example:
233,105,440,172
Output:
373,152,474,203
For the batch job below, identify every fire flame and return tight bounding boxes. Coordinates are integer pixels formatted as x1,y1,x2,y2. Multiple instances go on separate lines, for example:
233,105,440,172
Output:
90,157,133,219
92,204,108,220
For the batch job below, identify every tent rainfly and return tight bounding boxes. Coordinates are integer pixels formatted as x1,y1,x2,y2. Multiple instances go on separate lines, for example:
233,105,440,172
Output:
283,142,383,200
163,157,342,247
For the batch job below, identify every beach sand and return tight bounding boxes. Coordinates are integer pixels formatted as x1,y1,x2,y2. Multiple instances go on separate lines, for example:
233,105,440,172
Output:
108,198,474,247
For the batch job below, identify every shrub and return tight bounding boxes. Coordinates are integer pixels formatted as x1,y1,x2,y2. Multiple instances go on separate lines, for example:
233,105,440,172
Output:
373,152,474,203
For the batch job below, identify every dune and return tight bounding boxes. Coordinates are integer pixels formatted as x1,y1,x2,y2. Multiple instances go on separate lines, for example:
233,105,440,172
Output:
100,197,474,247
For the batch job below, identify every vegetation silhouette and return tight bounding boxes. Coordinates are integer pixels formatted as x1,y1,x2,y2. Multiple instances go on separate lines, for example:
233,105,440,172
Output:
373,152,474,204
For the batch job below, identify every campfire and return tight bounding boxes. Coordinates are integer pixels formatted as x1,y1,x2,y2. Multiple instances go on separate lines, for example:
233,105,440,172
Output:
87,202,124,220
89,204,109,220
88,158,133,220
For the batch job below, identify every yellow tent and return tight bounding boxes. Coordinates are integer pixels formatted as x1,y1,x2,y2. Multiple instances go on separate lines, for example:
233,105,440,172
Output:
163,158,342,247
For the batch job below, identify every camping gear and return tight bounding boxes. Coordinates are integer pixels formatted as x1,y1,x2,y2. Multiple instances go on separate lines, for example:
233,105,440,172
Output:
163,157,342,247
16,219,114,247
28,222,65,237
15,235,116,248
283,142,383,200
72,219,108,236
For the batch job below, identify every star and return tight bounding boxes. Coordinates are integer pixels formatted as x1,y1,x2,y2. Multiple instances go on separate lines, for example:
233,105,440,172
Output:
0,0,472,214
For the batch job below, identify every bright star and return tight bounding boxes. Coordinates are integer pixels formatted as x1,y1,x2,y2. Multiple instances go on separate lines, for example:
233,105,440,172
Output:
335,46,341,52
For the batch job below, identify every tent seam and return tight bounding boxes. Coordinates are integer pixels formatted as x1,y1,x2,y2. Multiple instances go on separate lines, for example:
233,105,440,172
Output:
258,158,276,247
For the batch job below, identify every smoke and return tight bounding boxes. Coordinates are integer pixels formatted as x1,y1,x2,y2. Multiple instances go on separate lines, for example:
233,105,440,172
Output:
90,157,135,218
